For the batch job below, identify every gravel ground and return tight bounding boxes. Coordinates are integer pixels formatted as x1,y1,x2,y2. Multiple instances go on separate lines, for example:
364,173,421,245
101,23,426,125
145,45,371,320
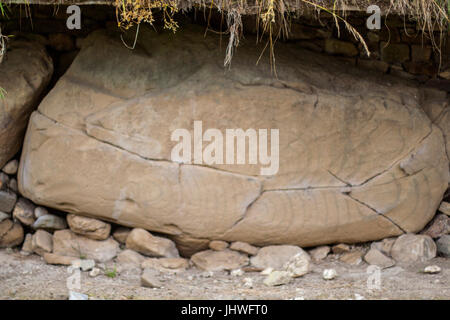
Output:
0,249,449,300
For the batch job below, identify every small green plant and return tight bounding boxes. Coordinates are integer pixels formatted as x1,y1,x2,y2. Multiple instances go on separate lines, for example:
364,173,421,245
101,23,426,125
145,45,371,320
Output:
105,266,117,278
0,2,6,17
0,87,6,100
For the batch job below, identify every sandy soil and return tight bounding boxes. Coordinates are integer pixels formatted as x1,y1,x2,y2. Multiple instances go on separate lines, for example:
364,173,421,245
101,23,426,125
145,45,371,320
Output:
0,249,449,300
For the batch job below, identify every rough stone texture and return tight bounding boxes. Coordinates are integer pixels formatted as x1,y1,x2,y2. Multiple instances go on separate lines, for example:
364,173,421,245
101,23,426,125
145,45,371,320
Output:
126,228,179,258
283,251,311,277
0,190,17,213
391,234,437,263
52,229,120,262
324,39,358,57
2,160,19,175
0,212,9,223
436,235,450,257
0,219,24,248
250,245,304,270
370,238,396,257
0,173,9,189
44,252,78,265
21,233,33,253
339,250,364,265
229,241,259,256
32,213,67,231
439,202,450,216
141,268,162,288
31,229,53,256
332,244,351,254
112,227,131,244
420,214,450,238
142,257,190,271
18,26,449,251
309,246,330,262
67,214,111,240
380,42,410,63
158,258,189,270
8,179,18,193
191,249,249,271
0,38,53,168
116,249,146,266
34,207,49,219
209,240,229,251
12,198,35,226
364,248,396,269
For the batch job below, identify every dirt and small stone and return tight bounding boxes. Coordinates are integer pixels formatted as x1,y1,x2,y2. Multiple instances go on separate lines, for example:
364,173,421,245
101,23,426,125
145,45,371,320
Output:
1,248,449,300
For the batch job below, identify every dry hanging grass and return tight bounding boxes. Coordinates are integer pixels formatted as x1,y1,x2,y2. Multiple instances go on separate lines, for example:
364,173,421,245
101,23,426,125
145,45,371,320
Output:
112,0,449,68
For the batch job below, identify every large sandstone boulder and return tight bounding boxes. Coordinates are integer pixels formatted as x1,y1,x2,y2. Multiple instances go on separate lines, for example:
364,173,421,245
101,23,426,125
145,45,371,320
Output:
18,26,449,252
0,38,53,168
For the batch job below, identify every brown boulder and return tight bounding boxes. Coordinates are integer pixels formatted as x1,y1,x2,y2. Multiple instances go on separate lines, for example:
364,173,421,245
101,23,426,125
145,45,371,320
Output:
52,229,119,262
191,249,249,271
17,26,449,251
67,214,111,240
126,228,179,258
0,219,24,248
0,38,53,168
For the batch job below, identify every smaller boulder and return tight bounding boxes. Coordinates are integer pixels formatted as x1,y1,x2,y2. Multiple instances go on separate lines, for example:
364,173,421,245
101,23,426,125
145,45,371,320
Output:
339,250,364,265
116,249,146,266
370,238,396,257
250,245,305,270
332,243,351,254
364,248,395,269
44,252,78,265
126,228,179,258
0,211,9,223
208,240,229,251
391,234,436,263
67,214,111,240
309,246,331,262
53,229,120,262
0,219,24,248
436,235,450,257
283,251,311,278
31,229,53,256
229,241,259,256
438,202,450,216
21,233,33,254
191,249,249,271
420,214,450,238
12,198,35,226
112,227,131,244
0,190,17,214
2,160,18,175
33,213,67,231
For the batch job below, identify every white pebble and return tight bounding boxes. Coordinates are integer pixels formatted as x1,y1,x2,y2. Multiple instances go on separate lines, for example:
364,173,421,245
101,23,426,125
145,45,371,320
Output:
424,265,441,274
89,268,101,277
322,268,337,280
231,269,244,277
243,277,253,288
